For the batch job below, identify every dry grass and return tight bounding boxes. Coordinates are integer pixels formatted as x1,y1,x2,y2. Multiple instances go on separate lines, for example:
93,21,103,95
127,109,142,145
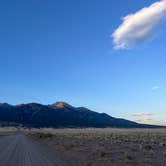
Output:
28,128,166,166
0,127,18,136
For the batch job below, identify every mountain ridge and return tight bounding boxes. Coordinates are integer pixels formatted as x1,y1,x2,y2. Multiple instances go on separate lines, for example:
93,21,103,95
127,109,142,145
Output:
0,102,164,128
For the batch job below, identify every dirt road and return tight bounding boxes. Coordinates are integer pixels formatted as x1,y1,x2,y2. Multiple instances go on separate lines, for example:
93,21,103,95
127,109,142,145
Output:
0,134,67,166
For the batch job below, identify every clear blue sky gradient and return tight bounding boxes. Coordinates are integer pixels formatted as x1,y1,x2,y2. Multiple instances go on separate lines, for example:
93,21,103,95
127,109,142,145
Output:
0,0,166,124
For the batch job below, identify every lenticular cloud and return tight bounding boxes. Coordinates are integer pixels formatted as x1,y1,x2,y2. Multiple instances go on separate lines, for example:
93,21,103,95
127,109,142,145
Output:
112,0,166,49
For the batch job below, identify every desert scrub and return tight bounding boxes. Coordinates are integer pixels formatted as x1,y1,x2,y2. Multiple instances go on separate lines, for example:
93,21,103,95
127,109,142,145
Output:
144,145,153,150
126,155,133,160
33,132,53,139
100,151,107,157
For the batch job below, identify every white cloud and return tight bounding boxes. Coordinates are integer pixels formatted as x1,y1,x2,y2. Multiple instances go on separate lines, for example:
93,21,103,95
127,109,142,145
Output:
136,118,153,122
132,112,155,124
152,86,160,91
132,112,154,117
112,0,166,49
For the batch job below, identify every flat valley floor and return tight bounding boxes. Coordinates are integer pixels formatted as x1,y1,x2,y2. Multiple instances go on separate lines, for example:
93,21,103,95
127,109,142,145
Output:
1,128,166,166
29,128,166,166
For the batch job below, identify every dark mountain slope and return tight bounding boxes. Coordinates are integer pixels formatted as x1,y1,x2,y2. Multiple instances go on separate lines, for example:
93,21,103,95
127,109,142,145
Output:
0,102,162,128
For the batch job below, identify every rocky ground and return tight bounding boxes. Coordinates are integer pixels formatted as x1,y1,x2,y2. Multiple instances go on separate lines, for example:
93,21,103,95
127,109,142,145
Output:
29,128,166,166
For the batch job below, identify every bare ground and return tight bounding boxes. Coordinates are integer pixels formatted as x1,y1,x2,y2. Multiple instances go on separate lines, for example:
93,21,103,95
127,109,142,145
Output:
0,134,68,166
0,127,18,136
29,128,166,166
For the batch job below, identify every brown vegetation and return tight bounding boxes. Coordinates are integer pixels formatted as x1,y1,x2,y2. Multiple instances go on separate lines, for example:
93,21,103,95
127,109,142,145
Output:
29,128,166,166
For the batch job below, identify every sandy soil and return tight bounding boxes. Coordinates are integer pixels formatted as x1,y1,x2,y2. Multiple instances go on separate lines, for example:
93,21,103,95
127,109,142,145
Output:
30,128,166,166
0,127,18,135
0,134,67,166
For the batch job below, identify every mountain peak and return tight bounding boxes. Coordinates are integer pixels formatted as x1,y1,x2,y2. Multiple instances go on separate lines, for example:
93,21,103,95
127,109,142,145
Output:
52,101,72,108
52,102,73,109
0,103,9,105
0,103,11,108
54,102,66,108
0,101,161,128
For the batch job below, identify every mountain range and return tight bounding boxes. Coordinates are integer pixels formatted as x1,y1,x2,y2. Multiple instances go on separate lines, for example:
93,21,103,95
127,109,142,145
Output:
0,102,162,128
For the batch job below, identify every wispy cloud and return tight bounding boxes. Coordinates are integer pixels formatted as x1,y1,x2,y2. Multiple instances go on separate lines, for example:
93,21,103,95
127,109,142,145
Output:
152,86,160,91
132,112,154,117
132,112,155,124
112,0,166,49
136,118,153,122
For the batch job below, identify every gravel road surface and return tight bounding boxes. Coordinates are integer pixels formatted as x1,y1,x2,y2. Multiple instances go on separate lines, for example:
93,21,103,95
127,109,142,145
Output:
0,134,67,166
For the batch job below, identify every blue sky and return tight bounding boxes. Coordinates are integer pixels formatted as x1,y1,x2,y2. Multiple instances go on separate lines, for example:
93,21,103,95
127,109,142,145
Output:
0,0,166,125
